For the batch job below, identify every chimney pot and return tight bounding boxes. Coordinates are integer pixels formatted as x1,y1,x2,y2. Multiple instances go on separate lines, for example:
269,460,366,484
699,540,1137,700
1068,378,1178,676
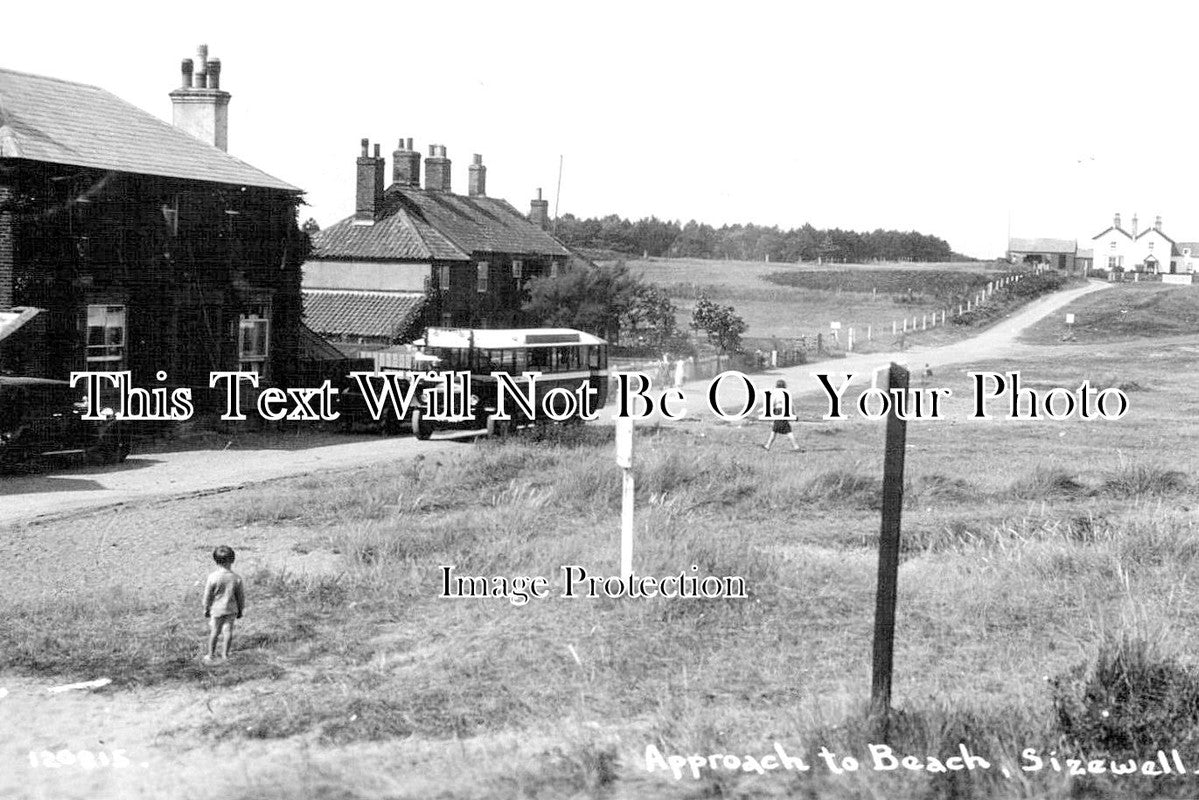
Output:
171,45,230,151
1156,215,1163,230
356,138,385,223
393,137,421,187
1132,214,1139,238
529,188,550,230
1114,212,1121,229
193,44,208,88
468,154,487,197
424,144,452,191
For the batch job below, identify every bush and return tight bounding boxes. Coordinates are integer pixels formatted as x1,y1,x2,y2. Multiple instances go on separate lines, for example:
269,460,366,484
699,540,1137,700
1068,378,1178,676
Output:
1053,633,1199,756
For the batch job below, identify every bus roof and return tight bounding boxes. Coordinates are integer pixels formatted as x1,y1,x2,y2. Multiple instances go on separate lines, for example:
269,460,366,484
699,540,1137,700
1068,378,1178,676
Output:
419,328,607,349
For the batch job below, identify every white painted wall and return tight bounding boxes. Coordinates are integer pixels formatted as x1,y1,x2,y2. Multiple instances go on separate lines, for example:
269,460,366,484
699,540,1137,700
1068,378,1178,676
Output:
1092,228,1131,270
302,260,430,291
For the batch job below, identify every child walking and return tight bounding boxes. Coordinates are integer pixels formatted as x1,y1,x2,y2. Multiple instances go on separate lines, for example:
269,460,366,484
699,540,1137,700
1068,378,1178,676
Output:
203,545,245,663
763,379,800,451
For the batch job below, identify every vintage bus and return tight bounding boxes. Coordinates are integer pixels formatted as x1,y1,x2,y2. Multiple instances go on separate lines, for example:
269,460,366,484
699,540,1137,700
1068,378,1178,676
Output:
410,327,609,439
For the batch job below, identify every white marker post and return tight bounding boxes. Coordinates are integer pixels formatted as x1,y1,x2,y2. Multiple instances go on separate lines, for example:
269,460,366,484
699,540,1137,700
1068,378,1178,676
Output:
1066,313,1075,326
615,416,634,581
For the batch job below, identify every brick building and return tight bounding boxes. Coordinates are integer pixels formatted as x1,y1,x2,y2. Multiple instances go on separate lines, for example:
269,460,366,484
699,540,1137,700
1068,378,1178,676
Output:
302,139,574,348
0,46,306,401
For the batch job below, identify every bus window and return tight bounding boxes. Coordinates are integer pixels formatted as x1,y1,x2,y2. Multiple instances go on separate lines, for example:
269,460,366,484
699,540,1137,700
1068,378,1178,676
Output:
587,346,602,370
528,347,549,372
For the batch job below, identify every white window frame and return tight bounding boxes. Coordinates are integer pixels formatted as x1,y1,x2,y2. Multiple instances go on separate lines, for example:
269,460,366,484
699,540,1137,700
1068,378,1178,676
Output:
239,305,270,376
477,261,489,294
438,264,450,291
86,305,126,369
512,259,523,281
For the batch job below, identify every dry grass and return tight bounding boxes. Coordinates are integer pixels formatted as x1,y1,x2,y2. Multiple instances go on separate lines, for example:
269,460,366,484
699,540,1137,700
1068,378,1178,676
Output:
7,333,1199,798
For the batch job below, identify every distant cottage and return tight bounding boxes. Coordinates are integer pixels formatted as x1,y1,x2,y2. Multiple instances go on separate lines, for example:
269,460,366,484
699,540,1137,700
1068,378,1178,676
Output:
303,139,576,348
1092,212,1199,279
1006,238,1078,272
0,45,307,399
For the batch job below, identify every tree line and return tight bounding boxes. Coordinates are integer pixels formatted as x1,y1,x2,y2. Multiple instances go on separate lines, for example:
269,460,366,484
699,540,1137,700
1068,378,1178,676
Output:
551,215,965,263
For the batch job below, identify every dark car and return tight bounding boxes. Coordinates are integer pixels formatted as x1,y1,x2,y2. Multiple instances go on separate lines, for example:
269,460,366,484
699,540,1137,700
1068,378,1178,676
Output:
0,376,130,469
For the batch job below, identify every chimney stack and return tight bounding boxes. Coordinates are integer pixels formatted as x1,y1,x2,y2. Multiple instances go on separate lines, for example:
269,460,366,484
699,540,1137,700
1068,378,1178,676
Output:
1132,214,1139,238
355,138,386,224
1155,215,1163,231
529,188,549,230
169,43,231,151
425,145,452,191
1114,212,1121,230
392,137,421,187
468,154,487,197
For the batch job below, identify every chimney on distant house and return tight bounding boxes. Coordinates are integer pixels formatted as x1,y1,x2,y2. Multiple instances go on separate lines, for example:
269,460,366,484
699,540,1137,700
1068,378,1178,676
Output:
1155,215,1163,231
392,138,421,188
355,139,386,223
1114,212,1122,230
468,154,487,197
425,145,452,192
529,188,549,230
169,44,231,151
1132,214,1139,238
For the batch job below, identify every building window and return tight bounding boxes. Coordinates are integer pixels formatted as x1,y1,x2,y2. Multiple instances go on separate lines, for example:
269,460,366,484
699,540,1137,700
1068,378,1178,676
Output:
550,262,560,279
239,305,270,375
1148,241,1155,251
477,261,489,293
512,259,523,280
441,312,453,327
86,305,126,369
1110,241,1117,250
438,264,450,291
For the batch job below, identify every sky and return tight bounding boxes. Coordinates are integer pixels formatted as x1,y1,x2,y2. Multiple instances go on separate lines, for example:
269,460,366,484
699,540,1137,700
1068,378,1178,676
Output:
4,0,1199,259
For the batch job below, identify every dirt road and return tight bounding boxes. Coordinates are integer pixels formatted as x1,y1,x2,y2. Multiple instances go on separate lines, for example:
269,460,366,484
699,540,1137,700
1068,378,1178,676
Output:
0,280,1109,528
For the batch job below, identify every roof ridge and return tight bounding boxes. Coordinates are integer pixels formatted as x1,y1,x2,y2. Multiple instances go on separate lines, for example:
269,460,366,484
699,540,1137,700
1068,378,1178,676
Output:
387,193,437,260
392,187,472,259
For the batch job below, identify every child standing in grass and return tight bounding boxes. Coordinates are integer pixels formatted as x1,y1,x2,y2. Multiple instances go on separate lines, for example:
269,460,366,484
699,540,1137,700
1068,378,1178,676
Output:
763,379,800,452
203,545,245,663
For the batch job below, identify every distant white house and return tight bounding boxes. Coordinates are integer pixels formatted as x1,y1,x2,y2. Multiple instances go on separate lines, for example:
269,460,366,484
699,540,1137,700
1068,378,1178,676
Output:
1092,212,1197,275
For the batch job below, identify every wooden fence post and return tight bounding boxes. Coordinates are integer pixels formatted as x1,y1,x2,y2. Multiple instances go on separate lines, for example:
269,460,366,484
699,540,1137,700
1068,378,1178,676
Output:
871,363,909,733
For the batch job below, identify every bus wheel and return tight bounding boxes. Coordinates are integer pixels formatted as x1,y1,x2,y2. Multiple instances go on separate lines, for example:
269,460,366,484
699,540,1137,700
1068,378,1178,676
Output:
411,409,432,440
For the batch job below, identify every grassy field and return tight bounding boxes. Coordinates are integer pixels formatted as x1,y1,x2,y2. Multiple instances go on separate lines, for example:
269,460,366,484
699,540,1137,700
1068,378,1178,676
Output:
5,293,1199,798
621,257,1017,348
1021,281,1199,346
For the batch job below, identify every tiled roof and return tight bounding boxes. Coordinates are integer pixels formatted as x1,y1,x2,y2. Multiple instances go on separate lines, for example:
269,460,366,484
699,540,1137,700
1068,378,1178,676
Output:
0,67,298,192
303,289,424,340
312,186,572,261
1007,237,1076,254
1076,249,1093,259
1092,226,1132,240
311,198,468,262
1175,241,1199,255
